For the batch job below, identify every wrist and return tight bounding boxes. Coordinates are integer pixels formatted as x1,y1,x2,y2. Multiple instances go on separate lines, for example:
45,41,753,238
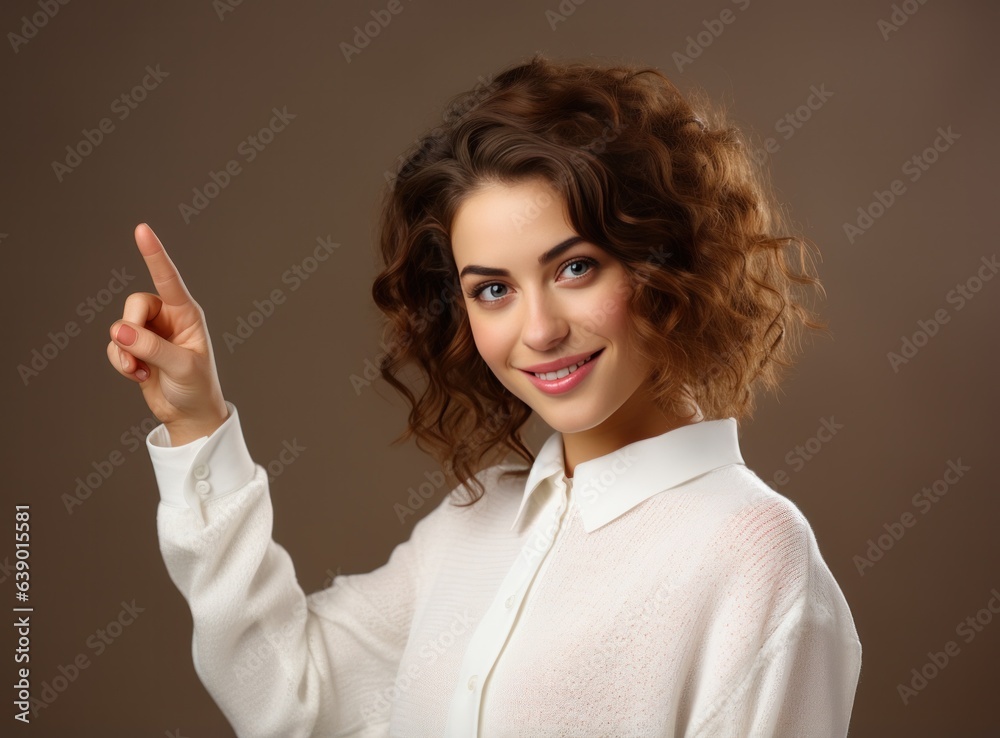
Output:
165,403,229,446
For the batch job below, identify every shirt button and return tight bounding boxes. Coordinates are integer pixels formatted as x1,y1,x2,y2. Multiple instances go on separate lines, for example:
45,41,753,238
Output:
467,674,478,691
504,595,515,609
195,480,212,496
193,463,210,480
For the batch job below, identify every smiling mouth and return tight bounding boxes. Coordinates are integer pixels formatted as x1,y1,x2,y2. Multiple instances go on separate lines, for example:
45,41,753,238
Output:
527,349,604,380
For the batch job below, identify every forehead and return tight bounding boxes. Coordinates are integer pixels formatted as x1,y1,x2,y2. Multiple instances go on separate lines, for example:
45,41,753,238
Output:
450,178,575,266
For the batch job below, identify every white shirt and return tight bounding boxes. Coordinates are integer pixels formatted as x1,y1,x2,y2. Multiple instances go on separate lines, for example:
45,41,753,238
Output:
147,401,862,737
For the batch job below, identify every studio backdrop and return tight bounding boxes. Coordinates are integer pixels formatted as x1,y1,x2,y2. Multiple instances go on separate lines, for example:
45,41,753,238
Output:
2,0,997,735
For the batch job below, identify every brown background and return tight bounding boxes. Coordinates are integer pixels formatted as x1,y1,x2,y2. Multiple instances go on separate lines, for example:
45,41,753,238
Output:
2,0,998,735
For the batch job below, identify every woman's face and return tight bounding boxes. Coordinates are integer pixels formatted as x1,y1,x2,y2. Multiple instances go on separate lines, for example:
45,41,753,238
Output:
450,176,660,440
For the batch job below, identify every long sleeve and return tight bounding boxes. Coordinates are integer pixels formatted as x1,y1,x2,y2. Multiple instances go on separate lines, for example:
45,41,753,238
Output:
686,495,863,738
146,402,435,737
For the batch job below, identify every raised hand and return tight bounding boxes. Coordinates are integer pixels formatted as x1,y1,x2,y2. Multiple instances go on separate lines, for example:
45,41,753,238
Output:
107,223,229,445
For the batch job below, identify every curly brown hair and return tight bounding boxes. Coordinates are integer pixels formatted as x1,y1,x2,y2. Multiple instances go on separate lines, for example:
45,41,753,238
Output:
370,52,826,507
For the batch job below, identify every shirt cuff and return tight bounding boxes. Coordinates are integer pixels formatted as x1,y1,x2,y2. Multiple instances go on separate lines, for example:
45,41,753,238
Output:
145,401,256,523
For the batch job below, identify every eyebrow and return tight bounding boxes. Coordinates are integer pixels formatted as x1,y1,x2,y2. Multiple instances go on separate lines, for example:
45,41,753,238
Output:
458,236,585,279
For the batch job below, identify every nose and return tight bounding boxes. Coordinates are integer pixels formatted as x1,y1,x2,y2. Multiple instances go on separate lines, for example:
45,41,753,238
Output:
520,289,570,352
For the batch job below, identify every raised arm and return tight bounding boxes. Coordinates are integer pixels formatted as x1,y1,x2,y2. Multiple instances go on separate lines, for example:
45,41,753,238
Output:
148,402,431,735
109,224,428,734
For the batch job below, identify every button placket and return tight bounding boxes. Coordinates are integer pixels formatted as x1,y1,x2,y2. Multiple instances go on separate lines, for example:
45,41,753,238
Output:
445,476,571,737
489,484,570,692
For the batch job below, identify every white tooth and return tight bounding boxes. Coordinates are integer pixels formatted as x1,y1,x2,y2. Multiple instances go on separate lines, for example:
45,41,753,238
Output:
534,356,590,380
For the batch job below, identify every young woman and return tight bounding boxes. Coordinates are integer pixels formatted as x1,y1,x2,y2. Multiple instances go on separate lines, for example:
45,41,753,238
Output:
108,53,862,737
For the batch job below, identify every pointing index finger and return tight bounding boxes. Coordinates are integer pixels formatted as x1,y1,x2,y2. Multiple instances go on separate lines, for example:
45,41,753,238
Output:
133,223,195,307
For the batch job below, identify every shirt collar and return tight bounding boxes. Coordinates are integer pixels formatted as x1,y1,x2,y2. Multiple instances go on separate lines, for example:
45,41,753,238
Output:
509,417,745,534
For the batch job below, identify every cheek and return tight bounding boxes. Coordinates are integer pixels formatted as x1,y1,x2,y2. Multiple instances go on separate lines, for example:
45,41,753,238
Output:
578,281,632,347
605,274,638,344
469,317,525,396
603,294,632,345
468,316,507,369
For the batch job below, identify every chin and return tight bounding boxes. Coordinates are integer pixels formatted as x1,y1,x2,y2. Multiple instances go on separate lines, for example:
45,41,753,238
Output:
531,404,612,435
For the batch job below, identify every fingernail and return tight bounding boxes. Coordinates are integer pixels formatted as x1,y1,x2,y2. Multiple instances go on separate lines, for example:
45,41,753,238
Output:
135,368,148,381
116,323,136,346
119,348,127,372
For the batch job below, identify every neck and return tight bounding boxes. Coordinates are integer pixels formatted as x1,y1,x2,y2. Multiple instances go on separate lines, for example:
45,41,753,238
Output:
561,386,697,477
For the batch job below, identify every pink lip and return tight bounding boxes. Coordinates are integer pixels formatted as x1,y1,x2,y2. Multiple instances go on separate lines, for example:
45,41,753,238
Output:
520,349,603,395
